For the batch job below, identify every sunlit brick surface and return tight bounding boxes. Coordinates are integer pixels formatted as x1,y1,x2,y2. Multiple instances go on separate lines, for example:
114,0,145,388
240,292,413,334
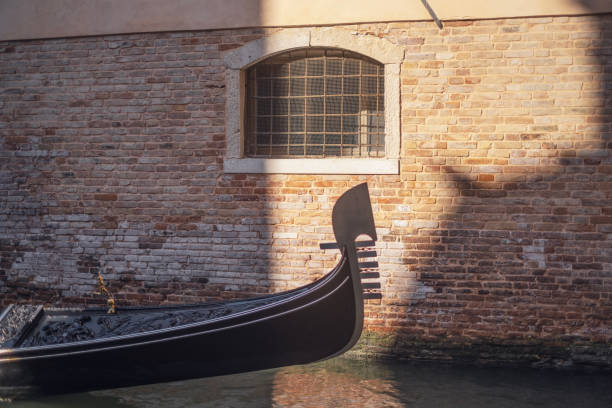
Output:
1,15,610,364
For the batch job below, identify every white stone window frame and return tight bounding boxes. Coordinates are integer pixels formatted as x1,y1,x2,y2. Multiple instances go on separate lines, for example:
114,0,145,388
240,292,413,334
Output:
223,27,403,174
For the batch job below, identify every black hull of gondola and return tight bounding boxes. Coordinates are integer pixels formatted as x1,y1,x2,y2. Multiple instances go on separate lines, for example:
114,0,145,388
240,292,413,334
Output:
1,257,355,398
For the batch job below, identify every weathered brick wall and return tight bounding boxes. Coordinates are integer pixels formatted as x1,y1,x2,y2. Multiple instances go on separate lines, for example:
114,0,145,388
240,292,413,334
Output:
1,15,611,366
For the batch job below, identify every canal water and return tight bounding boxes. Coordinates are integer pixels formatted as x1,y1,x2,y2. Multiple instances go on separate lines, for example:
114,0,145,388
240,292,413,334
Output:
2,357,610,407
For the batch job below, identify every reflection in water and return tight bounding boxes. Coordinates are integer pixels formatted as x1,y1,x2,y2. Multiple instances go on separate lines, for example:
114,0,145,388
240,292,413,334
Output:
272,361,402,407
1,357,610,408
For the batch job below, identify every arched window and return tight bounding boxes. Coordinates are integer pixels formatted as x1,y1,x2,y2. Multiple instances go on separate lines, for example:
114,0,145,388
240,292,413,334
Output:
244,48,385,158
223,27,402,174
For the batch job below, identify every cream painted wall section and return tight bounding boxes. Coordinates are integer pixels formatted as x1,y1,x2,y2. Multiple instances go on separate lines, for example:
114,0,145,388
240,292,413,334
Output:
1,0,611,41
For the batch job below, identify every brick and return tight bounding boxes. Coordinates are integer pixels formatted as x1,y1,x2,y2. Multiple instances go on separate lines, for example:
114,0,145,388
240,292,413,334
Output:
93,193,118,201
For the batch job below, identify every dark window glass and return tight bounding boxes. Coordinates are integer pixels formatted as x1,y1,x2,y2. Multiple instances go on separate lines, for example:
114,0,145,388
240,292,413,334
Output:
245,48,384,158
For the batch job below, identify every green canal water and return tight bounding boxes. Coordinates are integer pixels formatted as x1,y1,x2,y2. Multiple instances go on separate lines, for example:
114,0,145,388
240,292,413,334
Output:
2,357,610,407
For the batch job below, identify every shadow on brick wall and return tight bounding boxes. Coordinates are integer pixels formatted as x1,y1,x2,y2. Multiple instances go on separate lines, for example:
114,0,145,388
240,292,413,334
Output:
386,10,611,367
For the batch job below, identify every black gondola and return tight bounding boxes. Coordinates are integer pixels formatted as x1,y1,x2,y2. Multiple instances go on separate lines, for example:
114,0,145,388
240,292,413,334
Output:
0,183,377,399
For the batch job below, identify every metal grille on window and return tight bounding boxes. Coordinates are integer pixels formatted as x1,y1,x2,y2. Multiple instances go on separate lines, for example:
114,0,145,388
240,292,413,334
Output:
245,48,385,158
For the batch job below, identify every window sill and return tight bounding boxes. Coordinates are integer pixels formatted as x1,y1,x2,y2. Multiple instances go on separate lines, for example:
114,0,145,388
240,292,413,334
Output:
223,158,399,174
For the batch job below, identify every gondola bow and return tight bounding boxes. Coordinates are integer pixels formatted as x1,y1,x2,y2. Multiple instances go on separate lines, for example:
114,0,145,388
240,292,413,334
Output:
0,183,376,399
